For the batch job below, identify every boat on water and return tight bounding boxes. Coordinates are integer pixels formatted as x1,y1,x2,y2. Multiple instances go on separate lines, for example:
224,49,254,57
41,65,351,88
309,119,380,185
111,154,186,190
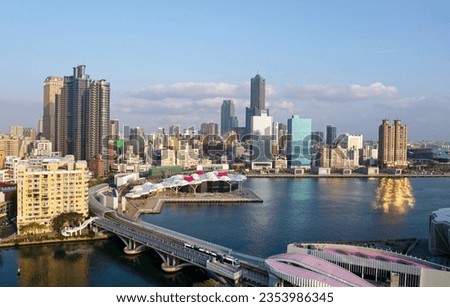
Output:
17,268,20,275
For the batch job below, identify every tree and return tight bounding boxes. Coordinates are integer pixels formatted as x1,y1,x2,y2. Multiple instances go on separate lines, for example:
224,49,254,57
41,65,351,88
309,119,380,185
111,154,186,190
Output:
52,212,85,233
20,222,46,235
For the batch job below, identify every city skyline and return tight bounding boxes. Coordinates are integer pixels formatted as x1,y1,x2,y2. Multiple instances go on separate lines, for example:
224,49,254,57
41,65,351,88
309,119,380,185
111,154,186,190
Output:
1,1,449,141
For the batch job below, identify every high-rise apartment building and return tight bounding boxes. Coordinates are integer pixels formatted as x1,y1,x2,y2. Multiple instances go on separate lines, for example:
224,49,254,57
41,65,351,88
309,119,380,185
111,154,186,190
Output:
200,122,218,136
87,79,111,171
38,118,44,135
56,65,90,158
43,76,64,148
54,65,111,175
221,100,238,135
23,128,36,140
0,135,20,157
9,126,24,137
378,119,408,168
16,157,89,235
110,119,120,139
287,115,312,167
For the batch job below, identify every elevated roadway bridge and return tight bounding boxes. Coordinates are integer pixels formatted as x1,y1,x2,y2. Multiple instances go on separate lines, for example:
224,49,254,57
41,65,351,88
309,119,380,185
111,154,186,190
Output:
88,184,269,286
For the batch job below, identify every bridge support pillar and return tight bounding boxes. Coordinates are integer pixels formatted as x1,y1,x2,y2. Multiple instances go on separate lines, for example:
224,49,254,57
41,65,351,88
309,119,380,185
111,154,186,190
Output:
160,254,183,273
118,236,149,255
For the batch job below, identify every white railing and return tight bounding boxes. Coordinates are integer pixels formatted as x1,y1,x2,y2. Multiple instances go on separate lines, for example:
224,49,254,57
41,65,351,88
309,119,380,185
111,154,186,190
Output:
61,217,99,236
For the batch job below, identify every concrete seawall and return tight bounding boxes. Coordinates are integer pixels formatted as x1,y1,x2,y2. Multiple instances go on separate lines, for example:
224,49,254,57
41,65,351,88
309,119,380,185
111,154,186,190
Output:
245,173,450,179
124,188,263,220
0,233,110,248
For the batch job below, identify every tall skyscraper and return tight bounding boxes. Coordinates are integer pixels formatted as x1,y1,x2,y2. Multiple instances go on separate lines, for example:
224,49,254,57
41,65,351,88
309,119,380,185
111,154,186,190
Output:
251,74,265,110
54,65,111,174
246,74,268,134
378,119,407,168
326,124,337,146
287,115,312,167
221,100,238,135
43,77,63,149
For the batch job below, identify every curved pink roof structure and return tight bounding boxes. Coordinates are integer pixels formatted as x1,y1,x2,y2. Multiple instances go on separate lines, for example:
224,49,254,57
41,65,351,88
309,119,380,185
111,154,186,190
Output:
266,253,374,287
323,247,433,269
125,171,246,198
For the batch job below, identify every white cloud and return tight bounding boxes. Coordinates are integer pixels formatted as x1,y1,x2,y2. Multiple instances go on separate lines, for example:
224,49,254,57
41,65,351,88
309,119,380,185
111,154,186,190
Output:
269,100,295,113
376,95,449,110
284,82,398,102
129,82,248,100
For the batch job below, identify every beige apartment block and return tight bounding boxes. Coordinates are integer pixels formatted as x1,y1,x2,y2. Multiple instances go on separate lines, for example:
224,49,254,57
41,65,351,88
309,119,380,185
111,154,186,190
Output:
16,158,90,235
378,119,408,168
0,135,20,157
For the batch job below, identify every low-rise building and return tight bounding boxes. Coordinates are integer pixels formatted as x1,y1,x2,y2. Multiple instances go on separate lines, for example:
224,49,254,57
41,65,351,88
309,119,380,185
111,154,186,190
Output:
320,146,359,169
0,192,7,223
311,167,331,175
356,167,379,175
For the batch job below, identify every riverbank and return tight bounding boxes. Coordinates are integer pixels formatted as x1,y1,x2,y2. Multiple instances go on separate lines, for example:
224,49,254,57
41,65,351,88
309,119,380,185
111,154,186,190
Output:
0,232,110,249
124,187,263,220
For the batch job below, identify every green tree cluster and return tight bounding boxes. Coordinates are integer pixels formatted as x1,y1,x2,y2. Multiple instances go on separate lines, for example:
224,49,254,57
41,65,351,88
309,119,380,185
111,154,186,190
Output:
52,212,85,233
20,222,46,235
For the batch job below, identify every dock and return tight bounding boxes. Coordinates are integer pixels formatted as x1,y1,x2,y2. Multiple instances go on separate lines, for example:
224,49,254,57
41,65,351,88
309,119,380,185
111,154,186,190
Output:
124,188,263,220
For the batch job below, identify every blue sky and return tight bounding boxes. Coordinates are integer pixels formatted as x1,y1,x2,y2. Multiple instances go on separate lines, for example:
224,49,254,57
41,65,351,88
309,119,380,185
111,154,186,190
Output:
0,0,449,141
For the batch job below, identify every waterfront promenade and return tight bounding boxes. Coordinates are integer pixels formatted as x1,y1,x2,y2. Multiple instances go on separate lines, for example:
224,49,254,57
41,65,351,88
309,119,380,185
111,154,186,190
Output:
244,172,450,179
124,188,263,220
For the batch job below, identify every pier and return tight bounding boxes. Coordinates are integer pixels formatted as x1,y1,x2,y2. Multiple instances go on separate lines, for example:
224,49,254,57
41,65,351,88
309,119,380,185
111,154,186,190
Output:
124,188,263,220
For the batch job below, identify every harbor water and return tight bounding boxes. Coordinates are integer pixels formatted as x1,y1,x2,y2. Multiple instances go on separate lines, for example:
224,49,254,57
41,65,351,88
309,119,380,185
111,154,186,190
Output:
1,177,450,286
